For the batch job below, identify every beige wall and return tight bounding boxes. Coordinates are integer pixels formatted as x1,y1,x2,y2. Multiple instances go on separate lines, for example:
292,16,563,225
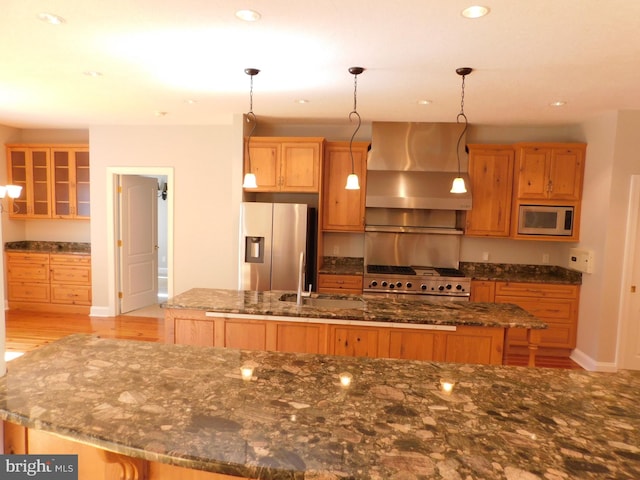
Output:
575,111,640,369
89,121,243,315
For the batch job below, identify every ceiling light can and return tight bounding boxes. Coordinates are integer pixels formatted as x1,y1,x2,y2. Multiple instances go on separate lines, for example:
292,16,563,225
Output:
461,6,490,19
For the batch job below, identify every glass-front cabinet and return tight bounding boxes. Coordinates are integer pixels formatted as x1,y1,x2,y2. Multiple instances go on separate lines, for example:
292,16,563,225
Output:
6,144,89,220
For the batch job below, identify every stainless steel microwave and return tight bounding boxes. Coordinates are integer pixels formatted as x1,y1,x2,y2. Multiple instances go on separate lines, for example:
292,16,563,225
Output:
517,205,574,236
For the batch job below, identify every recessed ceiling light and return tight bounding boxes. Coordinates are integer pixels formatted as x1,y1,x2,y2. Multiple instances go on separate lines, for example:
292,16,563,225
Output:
550,101,567,107
184,99,197,105
83,71,103,77
461,6,490,19
417,99,432,105
294,99,310,104
38,12,66,25
155,111,169,117
235,9,261,22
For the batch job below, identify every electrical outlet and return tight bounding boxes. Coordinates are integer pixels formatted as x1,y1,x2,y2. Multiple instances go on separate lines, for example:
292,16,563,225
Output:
482,252,489,261
333,246,340,255
542,253,550,264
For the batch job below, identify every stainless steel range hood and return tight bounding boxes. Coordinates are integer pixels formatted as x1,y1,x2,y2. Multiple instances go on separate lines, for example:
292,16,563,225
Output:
366,122,472,211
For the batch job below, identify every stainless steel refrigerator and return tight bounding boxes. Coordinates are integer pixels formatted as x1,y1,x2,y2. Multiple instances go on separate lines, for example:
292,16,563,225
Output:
239,202,316,291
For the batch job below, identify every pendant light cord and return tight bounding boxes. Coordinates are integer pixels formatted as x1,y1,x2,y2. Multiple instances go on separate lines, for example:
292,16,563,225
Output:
456,72,468,177
244,69,259,177
349,71,362,175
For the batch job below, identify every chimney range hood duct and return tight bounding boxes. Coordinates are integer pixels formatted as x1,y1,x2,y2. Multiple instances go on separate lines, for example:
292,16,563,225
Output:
366,122,472,210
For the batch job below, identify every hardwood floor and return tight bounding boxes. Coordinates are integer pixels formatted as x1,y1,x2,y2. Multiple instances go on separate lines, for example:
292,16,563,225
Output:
4,310,583,369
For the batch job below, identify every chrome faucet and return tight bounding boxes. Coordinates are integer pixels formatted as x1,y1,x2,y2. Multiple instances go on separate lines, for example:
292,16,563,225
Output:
296,251,311,306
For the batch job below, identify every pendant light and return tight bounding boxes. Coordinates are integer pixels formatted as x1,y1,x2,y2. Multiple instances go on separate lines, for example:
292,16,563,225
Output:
242,68,260,189
451,67,472,194
345,67,364,190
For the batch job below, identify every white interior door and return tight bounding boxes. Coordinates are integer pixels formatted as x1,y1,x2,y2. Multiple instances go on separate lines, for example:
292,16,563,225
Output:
621,175,640,370
118,175,159,313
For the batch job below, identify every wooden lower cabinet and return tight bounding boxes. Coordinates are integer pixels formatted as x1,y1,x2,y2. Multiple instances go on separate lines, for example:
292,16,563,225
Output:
6,251,91,313
166,309,505,365
4,423,251,480
317,273,363,294
493,281,580,356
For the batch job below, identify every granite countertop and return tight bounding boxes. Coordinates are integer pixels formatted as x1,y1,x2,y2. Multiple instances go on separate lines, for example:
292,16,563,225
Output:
461,262,582,285
1,334,639,479
5,240,91,254
163,288,546,330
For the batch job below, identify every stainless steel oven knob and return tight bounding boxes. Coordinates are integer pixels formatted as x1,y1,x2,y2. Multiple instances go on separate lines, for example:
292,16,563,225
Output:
396,282,402,288
382,281,388,287
421,284,427,290
456,284,463,290
446,284,452,290
371,281,378,287
438,285,445,291
406,282,412,288
389,283,395,289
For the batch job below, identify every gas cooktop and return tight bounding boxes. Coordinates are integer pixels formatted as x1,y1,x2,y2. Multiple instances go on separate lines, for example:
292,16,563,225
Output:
366,264,466,277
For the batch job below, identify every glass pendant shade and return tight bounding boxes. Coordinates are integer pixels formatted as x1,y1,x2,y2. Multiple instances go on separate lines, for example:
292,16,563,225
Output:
345,173,360,190
450,177,467,194
242,173,258,189
0,185,22,199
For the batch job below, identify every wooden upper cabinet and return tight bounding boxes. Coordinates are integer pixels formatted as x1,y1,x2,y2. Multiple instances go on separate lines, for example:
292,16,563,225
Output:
244,137,322,192
7,144,90,220
52,147,90,219
7,146,52,219
465,145,514,237
514,143,586,201
321,141,368,231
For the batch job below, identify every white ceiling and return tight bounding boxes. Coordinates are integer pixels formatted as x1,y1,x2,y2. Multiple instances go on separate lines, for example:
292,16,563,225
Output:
2,0,640,129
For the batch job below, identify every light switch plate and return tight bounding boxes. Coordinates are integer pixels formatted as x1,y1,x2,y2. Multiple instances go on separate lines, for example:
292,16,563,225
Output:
568,248,594,274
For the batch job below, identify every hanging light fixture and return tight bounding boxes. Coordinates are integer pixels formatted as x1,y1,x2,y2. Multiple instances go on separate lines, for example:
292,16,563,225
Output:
451,67,472,194
242,68,260,189
345,67,364,190
0,184,23,213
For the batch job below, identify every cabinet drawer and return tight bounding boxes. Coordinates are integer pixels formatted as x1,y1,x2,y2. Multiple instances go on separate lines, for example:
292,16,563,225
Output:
7,263,49,282
495,282,579,299
51,284,92,305
8,282,50,303
507,322,575,349
50,265,91,284
6,252,50,264
318,274,363,292
50,254,90,266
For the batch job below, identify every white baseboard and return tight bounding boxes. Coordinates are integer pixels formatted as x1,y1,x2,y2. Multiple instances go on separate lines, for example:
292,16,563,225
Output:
571,348,618,372
90,305,114,317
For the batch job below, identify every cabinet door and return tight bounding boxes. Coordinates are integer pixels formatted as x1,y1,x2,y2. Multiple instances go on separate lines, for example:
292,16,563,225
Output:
224,319,267,350
465,146,514,237
174,319,215,347
280,141,321,192
7,147,52,218
387,330,437,361
515,146,549,199
52,147,90,218
470,280,496,302
547,147,584,201
331,326,380,357
246,141,280,191
442,326,504,365
274,322,327,354
322,142,368,231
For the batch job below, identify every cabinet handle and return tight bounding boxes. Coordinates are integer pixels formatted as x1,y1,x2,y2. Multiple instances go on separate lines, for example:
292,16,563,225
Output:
547,180,553,193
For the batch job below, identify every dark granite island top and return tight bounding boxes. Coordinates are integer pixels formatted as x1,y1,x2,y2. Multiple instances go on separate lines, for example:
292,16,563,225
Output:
162,288,546,330
1,334,639,479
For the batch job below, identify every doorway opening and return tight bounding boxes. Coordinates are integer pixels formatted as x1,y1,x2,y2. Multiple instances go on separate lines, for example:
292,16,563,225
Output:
109,167,173,317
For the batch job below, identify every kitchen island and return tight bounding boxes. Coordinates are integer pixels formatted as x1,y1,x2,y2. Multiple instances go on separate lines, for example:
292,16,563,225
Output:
2,334,638,479
163,288,547,366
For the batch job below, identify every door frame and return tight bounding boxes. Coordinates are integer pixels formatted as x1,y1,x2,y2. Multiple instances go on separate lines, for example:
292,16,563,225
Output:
106,166,174,316
616,174,640,369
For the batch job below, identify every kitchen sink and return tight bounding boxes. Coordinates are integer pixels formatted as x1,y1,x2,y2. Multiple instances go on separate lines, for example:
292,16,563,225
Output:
279,293,365,309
